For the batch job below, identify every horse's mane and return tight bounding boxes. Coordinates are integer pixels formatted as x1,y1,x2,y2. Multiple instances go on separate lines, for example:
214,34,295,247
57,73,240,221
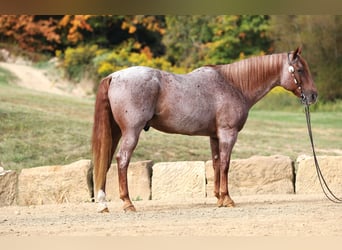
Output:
213,53,286,93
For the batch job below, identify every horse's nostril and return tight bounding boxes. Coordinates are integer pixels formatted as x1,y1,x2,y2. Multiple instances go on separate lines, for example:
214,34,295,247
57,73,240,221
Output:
311,93,318,103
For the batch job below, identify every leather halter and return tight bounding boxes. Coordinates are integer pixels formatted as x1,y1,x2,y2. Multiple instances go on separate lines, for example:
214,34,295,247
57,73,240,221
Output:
287,52,307,103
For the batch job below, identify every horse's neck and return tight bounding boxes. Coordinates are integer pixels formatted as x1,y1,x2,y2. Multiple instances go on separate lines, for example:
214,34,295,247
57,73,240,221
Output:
218,53,285,106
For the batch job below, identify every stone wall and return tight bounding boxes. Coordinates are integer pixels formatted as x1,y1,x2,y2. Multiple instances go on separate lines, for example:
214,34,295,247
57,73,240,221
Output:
0,155,341,206
205,155,294,197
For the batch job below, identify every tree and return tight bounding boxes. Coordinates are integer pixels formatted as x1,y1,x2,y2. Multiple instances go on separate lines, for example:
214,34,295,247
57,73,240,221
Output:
57,15,93,46
205,15,272,65
0,15,60,53
120,15,166,57
163,15,272,69
0,15,94,54
163,15,213,68
269,15,342,101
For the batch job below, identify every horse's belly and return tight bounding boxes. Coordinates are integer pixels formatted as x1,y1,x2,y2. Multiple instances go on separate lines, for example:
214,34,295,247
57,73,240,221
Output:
150,111,215,136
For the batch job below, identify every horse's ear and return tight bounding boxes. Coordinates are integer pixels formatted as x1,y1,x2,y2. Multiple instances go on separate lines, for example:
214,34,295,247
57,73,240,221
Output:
292,46,302,61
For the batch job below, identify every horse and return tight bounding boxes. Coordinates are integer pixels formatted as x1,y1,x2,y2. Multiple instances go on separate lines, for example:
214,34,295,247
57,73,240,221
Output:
91,47,317,212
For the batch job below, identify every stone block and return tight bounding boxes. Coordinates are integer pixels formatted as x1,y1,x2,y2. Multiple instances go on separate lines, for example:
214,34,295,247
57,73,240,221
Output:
296,155,342,195
0,169,18,206
17,160,92,205
152,161,206,200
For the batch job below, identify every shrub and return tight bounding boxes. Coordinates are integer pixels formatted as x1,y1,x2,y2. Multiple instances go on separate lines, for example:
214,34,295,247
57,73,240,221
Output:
92,42,187,89
62,44,99,82
60,41,188,90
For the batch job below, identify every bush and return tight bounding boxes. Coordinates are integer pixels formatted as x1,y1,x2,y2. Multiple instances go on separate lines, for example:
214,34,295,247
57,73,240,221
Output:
61,44,99,82
59,41,188,90
94,50,186,78
92,40,187,89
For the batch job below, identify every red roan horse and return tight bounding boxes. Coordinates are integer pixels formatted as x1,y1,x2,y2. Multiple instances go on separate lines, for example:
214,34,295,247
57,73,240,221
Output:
92,47,317,212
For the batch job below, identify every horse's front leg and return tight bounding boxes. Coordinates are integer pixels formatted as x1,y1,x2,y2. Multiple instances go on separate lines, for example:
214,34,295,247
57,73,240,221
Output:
217,128,238,207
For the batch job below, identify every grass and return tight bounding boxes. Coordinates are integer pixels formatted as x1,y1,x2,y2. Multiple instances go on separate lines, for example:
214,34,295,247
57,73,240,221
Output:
0,66,341,171
0,69,94,170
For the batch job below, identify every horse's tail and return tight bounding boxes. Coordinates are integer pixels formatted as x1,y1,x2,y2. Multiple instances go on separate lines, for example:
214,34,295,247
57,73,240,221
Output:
91,76,116,200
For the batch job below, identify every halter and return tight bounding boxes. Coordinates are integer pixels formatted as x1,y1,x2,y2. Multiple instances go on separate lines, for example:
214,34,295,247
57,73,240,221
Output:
287,52,307,104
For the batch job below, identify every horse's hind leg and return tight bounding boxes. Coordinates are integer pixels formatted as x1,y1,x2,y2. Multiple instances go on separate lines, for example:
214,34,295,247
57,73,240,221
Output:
116,129,141,212
96,131,121,213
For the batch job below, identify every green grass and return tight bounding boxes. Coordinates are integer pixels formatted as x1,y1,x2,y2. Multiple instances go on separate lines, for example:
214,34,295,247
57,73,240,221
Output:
0,67,18,86
1,66,341,171
0,78,94,170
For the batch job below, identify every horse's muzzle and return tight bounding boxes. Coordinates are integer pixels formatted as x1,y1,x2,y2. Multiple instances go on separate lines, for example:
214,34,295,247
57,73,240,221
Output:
302,91,318,105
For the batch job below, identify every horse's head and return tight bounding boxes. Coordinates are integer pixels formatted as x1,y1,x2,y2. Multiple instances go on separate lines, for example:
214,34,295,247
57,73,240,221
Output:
281,47,318,105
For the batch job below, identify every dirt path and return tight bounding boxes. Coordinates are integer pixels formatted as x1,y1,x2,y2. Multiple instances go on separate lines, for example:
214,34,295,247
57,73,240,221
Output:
0,62,90,97
1,194,341,236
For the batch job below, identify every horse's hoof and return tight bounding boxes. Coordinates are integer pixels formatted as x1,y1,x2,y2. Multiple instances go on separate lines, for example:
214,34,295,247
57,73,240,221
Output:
223,197,235,207
123,204,136,212
217,197,235,208
98,207,110,213
224,200,235,207
97,202,109,213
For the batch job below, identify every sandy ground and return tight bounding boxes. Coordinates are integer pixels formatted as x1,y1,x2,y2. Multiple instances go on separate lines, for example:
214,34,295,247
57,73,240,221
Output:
0,61,91,97
1,194,341,236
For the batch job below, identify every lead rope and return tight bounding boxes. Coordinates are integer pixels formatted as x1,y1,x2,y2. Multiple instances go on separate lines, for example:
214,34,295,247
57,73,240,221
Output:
304,104,342,203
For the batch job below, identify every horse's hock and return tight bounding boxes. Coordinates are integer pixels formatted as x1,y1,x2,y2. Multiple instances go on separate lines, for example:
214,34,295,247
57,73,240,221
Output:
2,155,342,206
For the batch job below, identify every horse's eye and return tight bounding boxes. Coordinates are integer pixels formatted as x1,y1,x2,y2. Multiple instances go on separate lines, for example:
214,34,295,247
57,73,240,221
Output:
297,69,304,74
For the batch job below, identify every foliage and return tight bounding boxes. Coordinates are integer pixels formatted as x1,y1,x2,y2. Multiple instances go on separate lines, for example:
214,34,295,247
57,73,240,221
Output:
61,44,99,81
203,15,272,65
57,15,93,47
0,15,60,53
163,16,214,68
93,39,186,88
0,15,341,102
163,15,272,68
120,15,166,57
269,15,342,101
